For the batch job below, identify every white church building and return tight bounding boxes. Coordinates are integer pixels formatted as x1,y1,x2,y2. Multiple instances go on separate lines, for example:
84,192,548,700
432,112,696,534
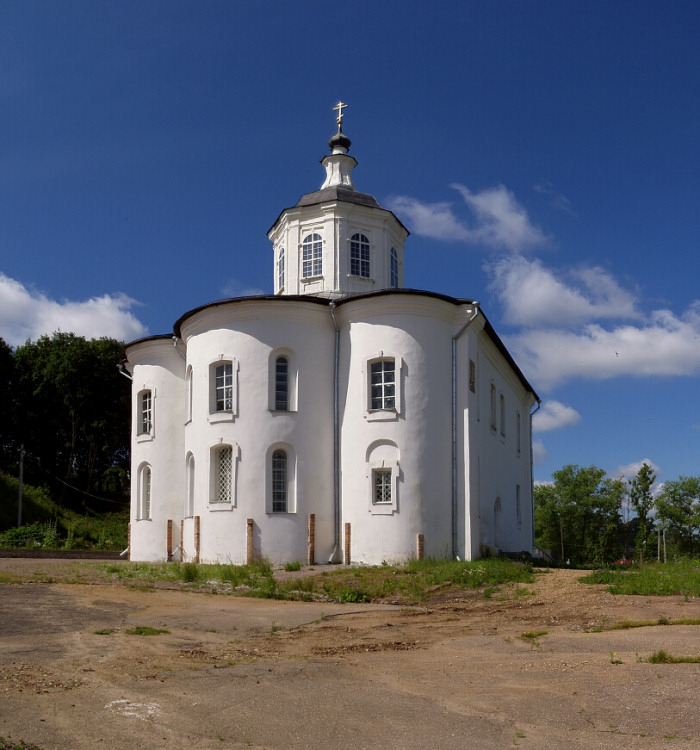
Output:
125,105,539,565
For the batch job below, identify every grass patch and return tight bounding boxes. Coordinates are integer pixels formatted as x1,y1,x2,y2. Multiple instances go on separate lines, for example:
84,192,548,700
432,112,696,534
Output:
125,626,169,636
517,630,547,649
647,649,700,664
284,560,302,572
0,740,44,750
580,560,700,597
93,628,115,635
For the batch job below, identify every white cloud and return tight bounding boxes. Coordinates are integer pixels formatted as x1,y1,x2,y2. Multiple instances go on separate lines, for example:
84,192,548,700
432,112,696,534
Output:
614,459,661,483
451,183,547,251
508,305,700,390
385,196,470,242
220,278,267,298
533,181,575,215
532,400,581,433
488,255,640,328
532,440,548,466
0,273,148,347
387,183,546,251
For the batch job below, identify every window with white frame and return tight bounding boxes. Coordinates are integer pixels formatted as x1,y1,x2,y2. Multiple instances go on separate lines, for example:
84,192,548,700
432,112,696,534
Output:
366,440,399,515
209,358,238,420
213,445,232,503
390,247,399,288
350,233,370,277
138,390,152,436
186,453,195,517
302,233,322,278
215,363,233,412
275,356,289,411
271,449,288,512
277,246,285,291
186,367,193,423
370,359,395,410
373,468,392,504
138,463,151,520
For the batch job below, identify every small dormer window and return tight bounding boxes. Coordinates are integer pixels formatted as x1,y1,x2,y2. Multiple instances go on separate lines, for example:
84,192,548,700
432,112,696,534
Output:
350,233,370,278
302,233,322,278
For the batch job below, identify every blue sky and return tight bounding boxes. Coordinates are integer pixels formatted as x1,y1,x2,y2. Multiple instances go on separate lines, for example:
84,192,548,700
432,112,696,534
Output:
1,1,699,486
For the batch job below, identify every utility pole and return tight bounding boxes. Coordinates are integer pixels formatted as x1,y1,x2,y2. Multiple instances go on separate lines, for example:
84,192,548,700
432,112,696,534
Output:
17,444,25,527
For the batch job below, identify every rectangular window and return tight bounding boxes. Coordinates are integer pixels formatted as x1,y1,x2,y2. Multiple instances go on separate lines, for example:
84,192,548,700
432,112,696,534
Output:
500,393,506,437
490,384,497,431
370,360,395,410
469,359,476,393
272,449,287,512
215,446,232,503
215,363,233,412
139,390,152,435
275,356,289,410
373,469,392,504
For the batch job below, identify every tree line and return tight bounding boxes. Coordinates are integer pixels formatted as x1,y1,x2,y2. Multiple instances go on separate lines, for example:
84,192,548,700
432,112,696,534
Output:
0,333,130,517
535,463,700,565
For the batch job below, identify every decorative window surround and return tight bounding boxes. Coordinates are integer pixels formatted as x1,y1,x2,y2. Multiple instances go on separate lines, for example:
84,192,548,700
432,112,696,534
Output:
268,349,297,412
367,459,399,515
136,387,154,443
266,443,296,514
366,353,403,422
208,441,239,509
137,463,152,520
208,357,238,423
350,232,370,278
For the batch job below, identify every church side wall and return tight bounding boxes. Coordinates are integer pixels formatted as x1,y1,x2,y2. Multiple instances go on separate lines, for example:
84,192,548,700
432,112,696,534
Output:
127,340,185,562
464,329,536,558
179,300,335,565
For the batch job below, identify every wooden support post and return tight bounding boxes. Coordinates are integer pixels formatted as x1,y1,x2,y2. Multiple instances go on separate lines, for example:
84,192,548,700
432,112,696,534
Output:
344,522,351,565
167,519,173,562
417,533,425,561
247,518,254,565
194,515,200,564
307,514,315,566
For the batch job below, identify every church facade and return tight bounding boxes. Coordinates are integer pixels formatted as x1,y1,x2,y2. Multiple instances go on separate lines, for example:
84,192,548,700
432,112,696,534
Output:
125,108,539,565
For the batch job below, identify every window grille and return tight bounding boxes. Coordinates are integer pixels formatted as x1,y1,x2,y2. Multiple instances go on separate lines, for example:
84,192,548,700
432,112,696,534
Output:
215,363,233,412
272,449,287,512
370,359,395,410
140,465,151,519
275,356,289,410
373,469,392,504
390,247,399,288
302,233,322,278
215,446,232,503
350,233,370,277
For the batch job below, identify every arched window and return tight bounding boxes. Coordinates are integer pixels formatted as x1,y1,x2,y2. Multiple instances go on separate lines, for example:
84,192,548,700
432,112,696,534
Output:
186,453,195,517
138,464,151,520
350,233,370,278
302,233,322,278
277,247,285,291
215,363,233,412
275,356,289,411
390,247,399,288
138,390,152,435
213,445,232,503
271,449,287,512
186,367,193,423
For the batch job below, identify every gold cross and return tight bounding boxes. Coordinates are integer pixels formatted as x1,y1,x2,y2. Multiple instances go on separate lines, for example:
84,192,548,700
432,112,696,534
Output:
333,101,348,126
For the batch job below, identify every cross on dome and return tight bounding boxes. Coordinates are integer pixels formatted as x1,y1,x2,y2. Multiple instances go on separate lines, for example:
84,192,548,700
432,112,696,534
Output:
333,101,348,127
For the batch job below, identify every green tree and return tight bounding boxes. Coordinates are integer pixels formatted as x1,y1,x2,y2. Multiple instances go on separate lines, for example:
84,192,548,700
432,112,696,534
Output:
535,464,623,566
655,476,700,557
11,333,130,511
628,463,656,562
0,337,14,459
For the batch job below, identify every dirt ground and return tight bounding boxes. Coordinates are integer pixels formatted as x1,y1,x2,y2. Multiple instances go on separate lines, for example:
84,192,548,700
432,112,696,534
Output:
1,560,700,749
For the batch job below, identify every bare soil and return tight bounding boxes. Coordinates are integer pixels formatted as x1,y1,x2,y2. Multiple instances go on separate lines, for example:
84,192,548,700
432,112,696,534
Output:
1,560,700,749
